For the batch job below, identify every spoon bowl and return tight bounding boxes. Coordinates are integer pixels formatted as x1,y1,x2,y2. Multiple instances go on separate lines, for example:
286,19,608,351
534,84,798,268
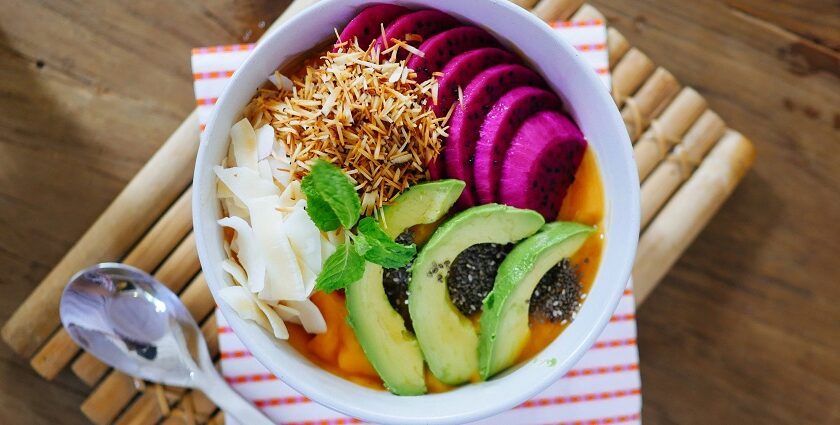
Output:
61,263,202,386
60,263,273,425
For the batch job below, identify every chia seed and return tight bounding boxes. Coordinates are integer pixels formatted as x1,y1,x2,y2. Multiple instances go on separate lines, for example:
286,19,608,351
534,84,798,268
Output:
529,258,583,323
447,243,514,316
382,231,417,330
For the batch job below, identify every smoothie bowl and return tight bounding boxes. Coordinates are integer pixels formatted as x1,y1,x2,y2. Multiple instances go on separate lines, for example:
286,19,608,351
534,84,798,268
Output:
193,0,639,423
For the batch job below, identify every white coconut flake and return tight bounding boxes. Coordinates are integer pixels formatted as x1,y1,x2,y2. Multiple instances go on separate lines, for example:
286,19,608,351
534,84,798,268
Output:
278,180,302,207
257,159,273,182
268,156,292,187
255,124,275,160
217,216,266,292
251,290,290,339
217,180,235,198
269,71,294,91
219,286,289,339
246,195,306,301
221,258,248,286
214,166,280,206
230,118,259,171
285,200,323,289
273,303,302,325
285,299,327,334
221,196,250,221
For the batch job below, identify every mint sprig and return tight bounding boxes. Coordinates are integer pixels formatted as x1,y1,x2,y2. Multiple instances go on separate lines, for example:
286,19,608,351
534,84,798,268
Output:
316,243,365,293
305,160,416,293
301,160,360,231
354,217,416,268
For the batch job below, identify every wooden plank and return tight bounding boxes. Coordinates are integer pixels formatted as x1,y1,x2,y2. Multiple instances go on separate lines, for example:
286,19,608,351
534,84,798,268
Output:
1,111,199,357
591,1,840,423
724,0,840,50
532,0,585,22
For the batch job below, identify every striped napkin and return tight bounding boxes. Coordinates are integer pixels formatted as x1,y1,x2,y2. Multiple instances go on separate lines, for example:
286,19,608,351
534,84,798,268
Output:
193,19,641,425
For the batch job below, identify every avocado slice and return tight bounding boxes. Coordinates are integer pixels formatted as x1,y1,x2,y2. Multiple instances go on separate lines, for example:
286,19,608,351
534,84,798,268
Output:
478,222,594,380
345,180,465,395
408,204,545,385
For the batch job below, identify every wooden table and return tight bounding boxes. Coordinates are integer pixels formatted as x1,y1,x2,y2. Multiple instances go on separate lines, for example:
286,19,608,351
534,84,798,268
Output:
0,1,837,423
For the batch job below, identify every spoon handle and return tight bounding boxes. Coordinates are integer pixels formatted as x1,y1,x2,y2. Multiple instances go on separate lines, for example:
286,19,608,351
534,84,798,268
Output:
196,368,275,425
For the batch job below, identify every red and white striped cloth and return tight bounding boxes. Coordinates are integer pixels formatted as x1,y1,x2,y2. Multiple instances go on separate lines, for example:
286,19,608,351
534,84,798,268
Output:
192,19,640,425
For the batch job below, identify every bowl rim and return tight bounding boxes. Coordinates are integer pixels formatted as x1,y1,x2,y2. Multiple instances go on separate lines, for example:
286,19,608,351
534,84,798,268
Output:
193,0,640,423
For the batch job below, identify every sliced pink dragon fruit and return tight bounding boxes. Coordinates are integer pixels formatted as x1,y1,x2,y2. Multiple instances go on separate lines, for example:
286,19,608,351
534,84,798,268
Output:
498,110,587,220
425,48,518,180
473,87,563,203
407,26,499,83
445,64,545,208
431,47,519,117
373,9,460,60
335,4,410,50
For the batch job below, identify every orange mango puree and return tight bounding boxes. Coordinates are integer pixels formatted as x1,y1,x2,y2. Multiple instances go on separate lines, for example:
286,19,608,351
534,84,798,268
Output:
287,148,605,391
286,291,384,390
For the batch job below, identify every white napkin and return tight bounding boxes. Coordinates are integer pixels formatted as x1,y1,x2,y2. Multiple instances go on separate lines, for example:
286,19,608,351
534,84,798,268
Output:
192,19,641,425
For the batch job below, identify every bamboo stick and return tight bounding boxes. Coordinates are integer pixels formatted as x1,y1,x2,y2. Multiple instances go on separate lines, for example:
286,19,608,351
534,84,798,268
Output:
190,390,218,421
621,67,681,141
28,331,77,381
210,410,225,425
179,274,214,319
510,0,541,8
30,187,193,380
571,4,604,21
115,386,183,425
532,0,586,22
641,111,726,228
122,187,194,269
607,28,631,68
634,131,755,305
161,389,218,425
611,49,656,107
80,372,137,425
2,111,200,358
72,234,201,386
82,315,218,425
113,319,220,425
634,88,707,180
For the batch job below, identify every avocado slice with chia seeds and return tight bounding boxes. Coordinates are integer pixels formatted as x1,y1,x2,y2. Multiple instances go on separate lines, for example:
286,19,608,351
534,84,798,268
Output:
408,204,544,385
345,180,465,395
478,221,594,380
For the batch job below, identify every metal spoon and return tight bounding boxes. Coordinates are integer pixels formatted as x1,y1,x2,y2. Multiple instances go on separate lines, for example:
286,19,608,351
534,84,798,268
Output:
60,263,274,425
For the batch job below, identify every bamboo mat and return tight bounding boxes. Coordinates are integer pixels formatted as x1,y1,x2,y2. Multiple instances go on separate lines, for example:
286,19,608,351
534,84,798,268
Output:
1,1,755,424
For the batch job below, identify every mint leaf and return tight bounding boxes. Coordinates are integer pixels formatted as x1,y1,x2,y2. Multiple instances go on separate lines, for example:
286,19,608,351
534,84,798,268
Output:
354,217,416,268
301,175,341,231
315,243,365,293
303,160,361,230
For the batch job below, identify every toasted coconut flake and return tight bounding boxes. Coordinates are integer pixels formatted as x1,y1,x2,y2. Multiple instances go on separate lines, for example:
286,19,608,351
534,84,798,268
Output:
404,33,424,43
243,42,449,213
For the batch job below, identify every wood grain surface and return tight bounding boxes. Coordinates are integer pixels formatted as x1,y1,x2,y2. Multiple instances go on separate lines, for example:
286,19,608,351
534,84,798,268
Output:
0,0,837,424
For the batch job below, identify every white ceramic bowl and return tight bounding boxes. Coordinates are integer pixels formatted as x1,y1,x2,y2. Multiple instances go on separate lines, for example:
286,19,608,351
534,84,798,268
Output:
193,0,639,423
